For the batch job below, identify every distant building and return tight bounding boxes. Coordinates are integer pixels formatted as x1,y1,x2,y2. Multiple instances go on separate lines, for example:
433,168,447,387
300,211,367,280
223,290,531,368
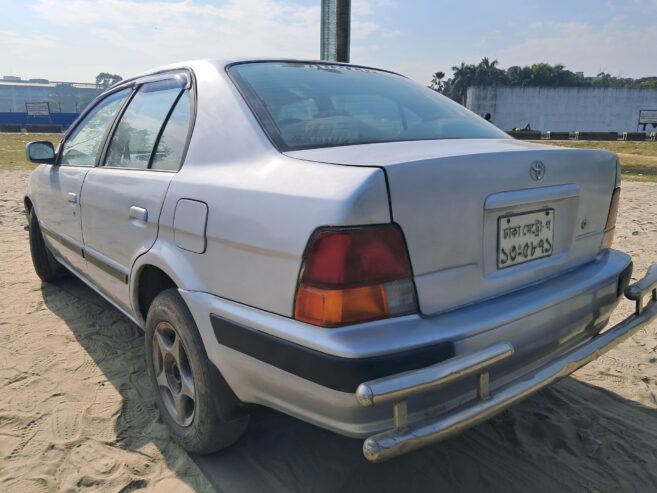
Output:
0,76,101,113
467,85,657,133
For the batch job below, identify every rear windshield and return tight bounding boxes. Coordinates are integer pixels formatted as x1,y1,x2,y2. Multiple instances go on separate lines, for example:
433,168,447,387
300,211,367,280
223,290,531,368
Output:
228,62,508,151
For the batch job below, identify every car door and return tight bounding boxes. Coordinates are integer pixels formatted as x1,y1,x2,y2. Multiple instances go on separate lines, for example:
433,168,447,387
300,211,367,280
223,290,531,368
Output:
80,73,192,312
31,88,131,274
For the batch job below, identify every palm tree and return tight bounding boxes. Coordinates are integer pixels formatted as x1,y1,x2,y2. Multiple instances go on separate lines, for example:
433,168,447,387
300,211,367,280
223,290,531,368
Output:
450,62,477,104
444,58,507,104
475,58,506,85
429,72,446,92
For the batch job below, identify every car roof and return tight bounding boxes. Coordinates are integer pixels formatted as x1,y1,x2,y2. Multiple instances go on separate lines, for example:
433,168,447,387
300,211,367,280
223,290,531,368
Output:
116,58,404,87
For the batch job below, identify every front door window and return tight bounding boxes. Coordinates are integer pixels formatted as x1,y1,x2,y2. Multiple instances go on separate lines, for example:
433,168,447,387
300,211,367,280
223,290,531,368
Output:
60,89,131,167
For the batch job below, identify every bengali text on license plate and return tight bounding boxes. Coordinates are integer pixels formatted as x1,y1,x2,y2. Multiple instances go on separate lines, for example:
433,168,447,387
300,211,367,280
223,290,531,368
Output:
497,209,554,269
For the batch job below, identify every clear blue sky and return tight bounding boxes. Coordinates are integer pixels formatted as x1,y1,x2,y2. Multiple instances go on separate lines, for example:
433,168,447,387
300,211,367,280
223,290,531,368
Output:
2,0,656,83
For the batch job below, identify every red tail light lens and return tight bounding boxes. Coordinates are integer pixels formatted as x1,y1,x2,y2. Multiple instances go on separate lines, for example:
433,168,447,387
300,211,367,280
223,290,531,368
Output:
294,225,417,327
602,187,620,249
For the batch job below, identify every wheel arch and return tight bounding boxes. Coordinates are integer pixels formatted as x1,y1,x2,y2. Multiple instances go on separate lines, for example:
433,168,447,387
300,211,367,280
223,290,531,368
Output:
130,244,204,327
133,264,178,326
24,195,33,214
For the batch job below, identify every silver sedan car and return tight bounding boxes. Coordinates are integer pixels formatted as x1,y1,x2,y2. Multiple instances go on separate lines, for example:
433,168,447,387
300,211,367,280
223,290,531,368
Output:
24,59,657,462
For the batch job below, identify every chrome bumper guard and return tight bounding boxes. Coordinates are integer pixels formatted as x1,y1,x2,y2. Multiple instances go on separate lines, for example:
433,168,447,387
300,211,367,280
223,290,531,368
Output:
356,264,657,462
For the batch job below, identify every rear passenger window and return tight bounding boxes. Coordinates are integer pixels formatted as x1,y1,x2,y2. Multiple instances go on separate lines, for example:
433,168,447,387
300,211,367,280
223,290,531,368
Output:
151,91,191,171
105,79,182,169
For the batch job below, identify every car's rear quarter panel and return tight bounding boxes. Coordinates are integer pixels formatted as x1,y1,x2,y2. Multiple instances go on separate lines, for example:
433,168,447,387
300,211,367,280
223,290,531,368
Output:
156,159,389,316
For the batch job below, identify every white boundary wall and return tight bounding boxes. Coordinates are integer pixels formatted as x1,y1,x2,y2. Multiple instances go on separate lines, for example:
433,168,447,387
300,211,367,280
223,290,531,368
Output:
466,86,657,133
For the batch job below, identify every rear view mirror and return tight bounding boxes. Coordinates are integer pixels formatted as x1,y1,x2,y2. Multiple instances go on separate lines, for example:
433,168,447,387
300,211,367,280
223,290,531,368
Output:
26,141,56,165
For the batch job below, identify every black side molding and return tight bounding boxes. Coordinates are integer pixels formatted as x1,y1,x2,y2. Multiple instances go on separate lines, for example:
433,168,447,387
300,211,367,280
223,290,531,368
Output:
210,315,454,393
41,224,84,257
40,223,128,284
84,249,129,284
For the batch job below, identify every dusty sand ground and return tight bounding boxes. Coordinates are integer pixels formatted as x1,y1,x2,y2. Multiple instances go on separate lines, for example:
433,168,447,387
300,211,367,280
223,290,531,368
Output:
0,171,212,492
1,169,657,493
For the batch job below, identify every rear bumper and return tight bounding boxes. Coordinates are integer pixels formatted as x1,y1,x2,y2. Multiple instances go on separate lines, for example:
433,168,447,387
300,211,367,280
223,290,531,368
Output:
357,271,657,461
179,250,651,460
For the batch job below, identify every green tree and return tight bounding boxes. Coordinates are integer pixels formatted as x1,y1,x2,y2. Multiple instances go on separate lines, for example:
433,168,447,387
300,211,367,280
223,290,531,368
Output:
591,72,635,88
446,62,477,104
474,57,507,85
439,58,508,104
637,78,657,89
95,72,123,90
431,59,657,105
429,71,446,92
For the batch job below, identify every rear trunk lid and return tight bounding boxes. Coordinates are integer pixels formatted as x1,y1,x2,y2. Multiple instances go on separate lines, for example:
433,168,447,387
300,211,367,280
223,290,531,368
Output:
286,139,619,315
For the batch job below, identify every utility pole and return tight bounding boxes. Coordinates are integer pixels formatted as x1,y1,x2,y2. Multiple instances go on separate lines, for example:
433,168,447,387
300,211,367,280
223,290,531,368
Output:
320,0,351,63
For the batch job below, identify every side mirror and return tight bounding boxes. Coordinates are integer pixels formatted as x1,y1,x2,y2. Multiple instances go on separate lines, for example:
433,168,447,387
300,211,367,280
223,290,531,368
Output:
26,141,56,165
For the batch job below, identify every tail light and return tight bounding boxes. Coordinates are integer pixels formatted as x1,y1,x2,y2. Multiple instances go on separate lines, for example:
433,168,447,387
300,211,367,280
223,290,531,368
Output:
602,187,621,249
294,225,418,327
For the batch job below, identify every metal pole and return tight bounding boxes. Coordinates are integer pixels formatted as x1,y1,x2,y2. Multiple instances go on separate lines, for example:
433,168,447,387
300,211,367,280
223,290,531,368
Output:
320,0,351,63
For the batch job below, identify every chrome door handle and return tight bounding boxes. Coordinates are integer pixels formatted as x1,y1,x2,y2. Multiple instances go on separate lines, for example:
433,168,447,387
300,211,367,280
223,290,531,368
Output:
67,192,78,204
129,206,148,222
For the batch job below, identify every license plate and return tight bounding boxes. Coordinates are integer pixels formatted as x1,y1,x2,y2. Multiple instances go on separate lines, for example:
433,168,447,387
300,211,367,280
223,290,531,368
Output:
497,209,554,269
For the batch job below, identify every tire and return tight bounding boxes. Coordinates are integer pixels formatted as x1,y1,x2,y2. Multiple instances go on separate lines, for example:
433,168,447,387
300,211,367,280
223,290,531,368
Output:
145,288,249,454
28,209,68,282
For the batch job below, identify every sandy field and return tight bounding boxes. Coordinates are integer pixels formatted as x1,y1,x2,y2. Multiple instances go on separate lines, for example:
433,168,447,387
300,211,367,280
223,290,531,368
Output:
1,169,657,492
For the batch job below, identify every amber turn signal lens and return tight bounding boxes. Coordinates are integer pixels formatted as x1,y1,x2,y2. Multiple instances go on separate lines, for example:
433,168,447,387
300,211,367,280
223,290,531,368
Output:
295,283,388,327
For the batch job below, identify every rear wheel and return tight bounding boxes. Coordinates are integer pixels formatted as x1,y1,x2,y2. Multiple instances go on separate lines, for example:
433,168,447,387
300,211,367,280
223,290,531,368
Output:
28,209,68,282
145,289,249,454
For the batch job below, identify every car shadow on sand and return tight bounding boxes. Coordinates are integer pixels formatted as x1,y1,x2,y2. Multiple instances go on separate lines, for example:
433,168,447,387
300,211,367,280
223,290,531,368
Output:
42,276,657,493
39,277,209,491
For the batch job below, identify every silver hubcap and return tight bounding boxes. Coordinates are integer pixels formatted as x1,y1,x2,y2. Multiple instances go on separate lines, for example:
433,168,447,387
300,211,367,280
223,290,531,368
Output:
153,321,196,427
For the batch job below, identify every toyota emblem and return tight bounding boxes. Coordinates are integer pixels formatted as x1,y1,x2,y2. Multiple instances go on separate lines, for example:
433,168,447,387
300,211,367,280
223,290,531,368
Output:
530,160,546,181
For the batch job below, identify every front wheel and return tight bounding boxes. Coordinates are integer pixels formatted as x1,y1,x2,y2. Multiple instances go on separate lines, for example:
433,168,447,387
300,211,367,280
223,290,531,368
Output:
145,289,249,454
